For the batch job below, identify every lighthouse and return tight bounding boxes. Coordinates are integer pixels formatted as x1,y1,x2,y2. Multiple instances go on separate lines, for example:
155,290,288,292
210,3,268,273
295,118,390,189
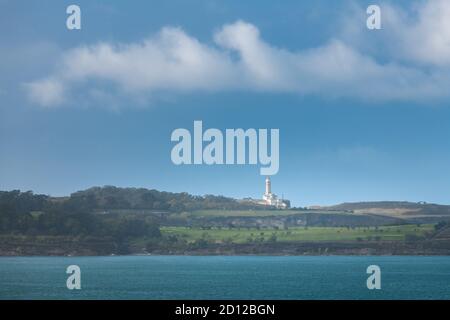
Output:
261,176,290,209
262,176,275,204
265,176,271,195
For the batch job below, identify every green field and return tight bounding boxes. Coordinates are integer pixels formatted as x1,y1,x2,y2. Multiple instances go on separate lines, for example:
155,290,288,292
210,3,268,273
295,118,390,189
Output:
161,224,434,244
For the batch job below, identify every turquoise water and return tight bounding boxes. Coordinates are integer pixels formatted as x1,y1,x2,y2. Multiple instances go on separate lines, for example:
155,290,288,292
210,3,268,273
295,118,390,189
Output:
0,256,449,299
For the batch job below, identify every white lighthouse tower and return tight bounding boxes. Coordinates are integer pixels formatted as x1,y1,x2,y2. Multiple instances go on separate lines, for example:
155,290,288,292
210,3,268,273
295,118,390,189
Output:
262,176,275,204
265,176,271,195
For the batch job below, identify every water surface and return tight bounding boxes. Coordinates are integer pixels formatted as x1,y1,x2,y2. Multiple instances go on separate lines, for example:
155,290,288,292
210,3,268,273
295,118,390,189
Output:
0,256,449,299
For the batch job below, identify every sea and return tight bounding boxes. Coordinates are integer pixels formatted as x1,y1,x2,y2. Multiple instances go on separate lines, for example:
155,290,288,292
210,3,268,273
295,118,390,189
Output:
0,256,449,299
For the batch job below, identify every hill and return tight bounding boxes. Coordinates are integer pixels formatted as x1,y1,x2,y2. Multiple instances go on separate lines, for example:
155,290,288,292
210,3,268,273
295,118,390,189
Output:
315,201,450,218
1,188,450,255
57,186,267,212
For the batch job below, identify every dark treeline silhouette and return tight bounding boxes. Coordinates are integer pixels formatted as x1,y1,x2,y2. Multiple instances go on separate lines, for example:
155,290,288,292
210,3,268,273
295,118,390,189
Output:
0,186,263,237
69,186,263,212
0,189,159,238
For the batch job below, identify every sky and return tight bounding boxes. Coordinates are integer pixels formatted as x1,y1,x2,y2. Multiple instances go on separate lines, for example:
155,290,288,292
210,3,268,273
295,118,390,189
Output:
1,0,450,206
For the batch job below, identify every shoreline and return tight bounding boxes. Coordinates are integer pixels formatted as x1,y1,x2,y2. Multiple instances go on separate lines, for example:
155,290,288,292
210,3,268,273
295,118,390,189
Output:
1,236,449,257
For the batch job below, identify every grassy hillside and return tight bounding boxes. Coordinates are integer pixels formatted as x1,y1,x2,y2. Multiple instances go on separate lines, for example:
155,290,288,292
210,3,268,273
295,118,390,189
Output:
161,224,434,244
322,201,450,217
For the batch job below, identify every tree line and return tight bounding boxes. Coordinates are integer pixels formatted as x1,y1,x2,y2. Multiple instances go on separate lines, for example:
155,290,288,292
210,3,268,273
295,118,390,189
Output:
0,189,158,238
0,186,264,237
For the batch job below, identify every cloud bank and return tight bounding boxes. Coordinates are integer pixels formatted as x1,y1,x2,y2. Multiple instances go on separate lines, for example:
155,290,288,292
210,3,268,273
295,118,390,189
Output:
27,0,450,107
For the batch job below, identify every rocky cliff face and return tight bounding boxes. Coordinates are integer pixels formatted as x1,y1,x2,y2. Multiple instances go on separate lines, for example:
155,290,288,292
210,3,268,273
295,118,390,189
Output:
168,212,404,228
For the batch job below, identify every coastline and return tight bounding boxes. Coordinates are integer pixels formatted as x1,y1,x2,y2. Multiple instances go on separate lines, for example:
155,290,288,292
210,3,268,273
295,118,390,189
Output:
1,235,449,256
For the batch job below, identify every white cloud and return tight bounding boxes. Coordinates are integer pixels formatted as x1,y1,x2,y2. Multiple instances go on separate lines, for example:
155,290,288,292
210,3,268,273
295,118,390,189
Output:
341,0,450,67
384,0,450,67
26,1,450,107
62,27,238,92
26,78,65,107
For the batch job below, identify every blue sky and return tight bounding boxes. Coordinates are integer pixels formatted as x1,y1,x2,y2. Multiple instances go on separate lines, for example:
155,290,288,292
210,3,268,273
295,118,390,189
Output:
1,0,450,206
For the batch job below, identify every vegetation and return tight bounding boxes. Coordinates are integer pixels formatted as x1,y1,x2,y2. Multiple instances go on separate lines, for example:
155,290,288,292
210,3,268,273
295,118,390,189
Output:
0,188,449,255
0,190,160,240
325,201,450,216
68,186,265,212
161,225,434,244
